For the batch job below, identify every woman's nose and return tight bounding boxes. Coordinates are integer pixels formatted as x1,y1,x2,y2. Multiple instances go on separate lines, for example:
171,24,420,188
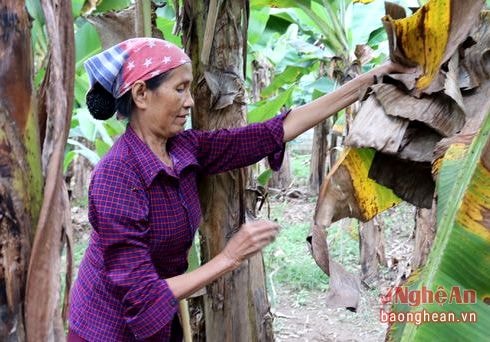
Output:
184,89,194,108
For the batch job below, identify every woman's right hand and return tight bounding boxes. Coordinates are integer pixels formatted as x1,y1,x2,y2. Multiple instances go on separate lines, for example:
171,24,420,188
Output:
221,220,280,269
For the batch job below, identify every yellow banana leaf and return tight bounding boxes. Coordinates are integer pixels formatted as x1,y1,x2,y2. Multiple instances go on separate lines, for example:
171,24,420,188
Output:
387,0,450,89
341,148,402,219
315,147,401,226
383,0,484,91
387,113,490,341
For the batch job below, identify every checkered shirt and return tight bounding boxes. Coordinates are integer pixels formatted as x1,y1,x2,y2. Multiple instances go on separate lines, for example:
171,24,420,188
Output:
69,113,287,341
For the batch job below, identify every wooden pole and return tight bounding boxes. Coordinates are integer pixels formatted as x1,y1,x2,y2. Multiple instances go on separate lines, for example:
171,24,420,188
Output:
179,299,192,342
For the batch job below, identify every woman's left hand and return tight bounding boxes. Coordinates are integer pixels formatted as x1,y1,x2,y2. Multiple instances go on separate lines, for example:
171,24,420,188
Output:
221,219,280,269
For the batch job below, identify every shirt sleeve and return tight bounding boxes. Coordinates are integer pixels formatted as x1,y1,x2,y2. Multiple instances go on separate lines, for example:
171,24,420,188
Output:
186,110,289,175
89,158,179,340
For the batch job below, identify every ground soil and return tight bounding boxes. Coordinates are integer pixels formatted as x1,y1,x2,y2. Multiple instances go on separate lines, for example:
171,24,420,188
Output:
273,288,385,342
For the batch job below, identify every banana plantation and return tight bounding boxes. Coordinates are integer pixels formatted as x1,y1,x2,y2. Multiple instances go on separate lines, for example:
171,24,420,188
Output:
0,0,488,341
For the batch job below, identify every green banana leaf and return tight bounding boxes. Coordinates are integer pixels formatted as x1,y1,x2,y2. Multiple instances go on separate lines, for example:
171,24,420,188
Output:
387,113,490,341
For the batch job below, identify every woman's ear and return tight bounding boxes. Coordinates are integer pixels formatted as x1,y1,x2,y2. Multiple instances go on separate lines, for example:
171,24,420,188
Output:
131,80,149,109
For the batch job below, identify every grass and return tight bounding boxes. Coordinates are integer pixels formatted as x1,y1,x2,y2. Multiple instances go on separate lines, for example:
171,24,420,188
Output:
262,200,363,307
73,238,89,273
264,221,328,291
289,152,310,186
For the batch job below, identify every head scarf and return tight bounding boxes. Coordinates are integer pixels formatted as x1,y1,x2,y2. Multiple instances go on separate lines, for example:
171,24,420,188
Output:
84,38,191,99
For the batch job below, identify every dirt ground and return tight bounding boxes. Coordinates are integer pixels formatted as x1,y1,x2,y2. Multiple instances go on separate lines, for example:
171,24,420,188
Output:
272,288,385,342
70,191,415,342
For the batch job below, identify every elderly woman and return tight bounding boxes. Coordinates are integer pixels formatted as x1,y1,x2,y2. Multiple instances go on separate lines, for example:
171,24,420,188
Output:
68,38,407,341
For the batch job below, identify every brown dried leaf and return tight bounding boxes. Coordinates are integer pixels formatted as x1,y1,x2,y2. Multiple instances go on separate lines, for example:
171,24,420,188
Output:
460,11,490,88
444,53,466,111
309,165,362,310
461,81,490,135
345,96,409,153
204,67,244,110
354,44,374,65
86,7,136,49
385,1,407,20
458,12,490,134
458,61,480,91
398,122,443,162
86,5,164,50
372,83,465,136
384,72,419,90
308,224,330,275
445,1,485,71
309,178,361,310
325,261,361,311
314,164,362,227
422,69,447,94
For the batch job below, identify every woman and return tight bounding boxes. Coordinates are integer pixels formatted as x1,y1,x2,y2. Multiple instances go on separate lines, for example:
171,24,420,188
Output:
69,38,408,341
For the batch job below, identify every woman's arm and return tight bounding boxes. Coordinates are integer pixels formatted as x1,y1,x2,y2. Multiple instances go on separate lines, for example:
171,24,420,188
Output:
181,118,286,174
166,220,279,299
282,62,412,142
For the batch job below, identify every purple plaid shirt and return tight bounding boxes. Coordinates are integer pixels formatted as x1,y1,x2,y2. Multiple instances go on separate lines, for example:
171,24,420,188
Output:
69,113,287,341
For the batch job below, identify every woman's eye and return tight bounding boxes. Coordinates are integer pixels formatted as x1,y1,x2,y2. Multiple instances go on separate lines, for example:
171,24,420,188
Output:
176,85,186,93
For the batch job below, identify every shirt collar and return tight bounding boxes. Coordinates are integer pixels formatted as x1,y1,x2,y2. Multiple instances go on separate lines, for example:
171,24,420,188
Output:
123,125,198,187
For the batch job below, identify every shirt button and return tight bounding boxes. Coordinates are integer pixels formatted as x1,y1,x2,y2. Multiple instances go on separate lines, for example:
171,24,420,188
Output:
171,298,178,306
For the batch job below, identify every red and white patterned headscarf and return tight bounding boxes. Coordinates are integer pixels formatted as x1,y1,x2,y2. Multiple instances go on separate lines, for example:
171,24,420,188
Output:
85,38,191,98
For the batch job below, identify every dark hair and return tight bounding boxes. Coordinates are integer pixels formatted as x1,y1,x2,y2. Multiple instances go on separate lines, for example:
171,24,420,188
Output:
86,70,172,120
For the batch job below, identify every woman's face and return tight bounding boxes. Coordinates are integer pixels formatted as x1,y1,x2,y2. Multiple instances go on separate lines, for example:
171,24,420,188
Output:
141,63,194,139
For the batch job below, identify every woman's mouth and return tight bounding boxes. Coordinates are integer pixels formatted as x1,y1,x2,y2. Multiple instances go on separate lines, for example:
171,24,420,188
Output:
176,115,187,125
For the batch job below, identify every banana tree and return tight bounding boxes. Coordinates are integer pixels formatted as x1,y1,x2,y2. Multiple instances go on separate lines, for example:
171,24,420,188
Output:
313,1,489,340
247,10,330,188
0,2,42,339
182,1,275,341
387,105,490,342
1,0,75,340
386,3,490,339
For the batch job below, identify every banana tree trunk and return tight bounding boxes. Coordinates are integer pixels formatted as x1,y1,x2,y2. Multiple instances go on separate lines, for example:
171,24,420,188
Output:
251,58,291,189
412,200,437,270
182,1,273,341
24,0,75,340
0,1,43,340
359,218,386,286
309,119,330,193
